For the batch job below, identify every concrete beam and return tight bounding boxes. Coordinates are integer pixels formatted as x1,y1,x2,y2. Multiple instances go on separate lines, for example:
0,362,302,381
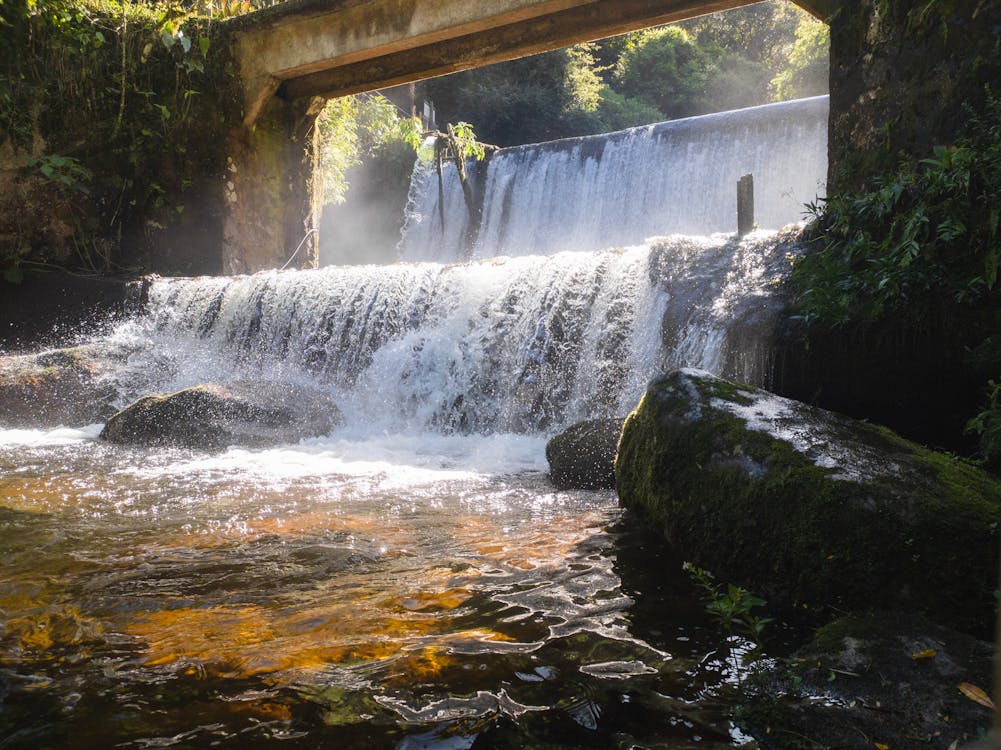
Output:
231,0,827,120
279,0,764,102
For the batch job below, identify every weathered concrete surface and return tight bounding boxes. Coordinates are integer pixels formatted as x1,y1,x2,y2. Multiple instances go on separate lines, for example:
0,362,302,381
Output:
222,95,321,274
229,0,829,126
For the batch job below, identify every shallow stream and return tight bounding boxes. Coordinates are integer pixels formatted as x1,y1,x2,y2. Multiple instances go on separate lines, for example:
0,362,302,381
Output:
1,428,750,748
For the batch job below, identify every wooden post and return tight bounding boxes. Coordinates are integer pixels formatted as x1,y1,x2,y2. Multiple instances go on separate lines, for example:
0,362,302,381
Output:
737,173,754,237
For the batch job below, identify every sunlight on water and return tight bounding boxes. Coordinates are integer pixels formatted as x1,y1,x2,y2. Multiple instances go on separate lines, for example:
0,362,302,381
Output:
0,427,745,748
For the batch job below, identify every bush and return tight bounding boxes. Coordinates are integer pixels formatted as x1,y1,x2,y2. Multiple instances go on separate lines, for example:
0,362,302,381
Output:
793,93,1001,464
611,26,720,119
793,95,1001,327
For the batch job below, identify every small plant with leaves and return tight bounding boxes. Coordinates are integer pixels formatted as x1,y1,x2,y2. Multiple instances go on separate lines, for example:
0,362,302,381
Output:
684,562,773,673
967,379,1001,471
27,154,93,194
794,93,1001,327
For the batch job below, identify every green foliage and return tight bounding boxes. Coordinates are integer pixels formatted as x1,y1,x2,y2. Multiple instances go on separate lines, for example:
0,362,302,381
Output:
314,93,422,207
420,0,828,146
563,43,603,114
795,93,1001,464
1,0,238,271
420,47,606,147
967,379,1001,472
793,95,1001,327
684,563,773,658
27,154,93,193
612,26,719,119
769,14,829,100
679,0,804,70
593,86,664,131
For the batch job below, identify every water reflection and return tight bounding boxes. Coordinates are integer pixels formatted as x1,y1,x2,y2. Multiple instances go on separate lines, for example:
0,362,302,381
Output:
0,431,746,748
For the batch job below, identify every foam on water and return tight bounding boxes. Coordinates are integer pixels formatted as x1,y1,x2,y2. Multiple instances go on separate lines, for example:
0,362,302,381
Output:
121,432,549,485
100,233,792,438
0,423,103,446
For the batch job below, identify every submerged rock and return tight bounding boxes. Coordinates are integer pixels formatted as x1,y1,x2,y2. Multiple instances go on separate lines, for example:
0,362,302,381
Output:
101,382,342,449
615,369,1001,633
0,345,117,427
743,614,993,749
546,418,624,490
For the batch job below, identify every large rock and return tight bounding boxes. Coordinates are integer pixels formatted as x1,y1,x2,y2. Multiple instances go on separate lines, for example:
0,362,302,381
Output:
615,369,1001,633
0,345,117,427
743,614,993,749
546,418,624,490
100,382,342,449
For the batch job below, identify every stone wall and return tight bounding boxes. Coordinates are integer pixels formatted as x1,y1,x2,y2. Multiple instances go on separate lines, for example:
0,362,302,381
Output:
828,0,1001,192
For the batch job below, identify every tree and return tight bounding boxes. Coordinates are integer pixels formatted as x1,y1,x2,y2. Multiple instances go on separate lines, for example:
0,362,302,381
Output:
769,14,829,100
611,26,720,119
314,93,418,207
419,45,608,146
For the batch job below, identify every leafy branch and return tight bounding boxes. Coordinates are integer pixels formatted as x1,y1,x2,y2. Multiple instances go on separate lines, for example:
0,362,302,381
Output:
684,562,773,681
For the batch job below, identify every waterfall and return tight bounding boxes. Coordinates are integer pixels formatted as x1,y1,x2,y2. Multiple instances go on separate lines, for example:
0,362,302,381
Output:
399,96,828,263
111,232,793,435
97,98,824,435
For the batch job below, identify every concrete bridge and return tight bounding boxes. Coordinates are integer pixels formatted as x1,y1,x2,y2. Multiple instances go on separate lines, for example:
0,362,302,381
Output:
218,0,828,273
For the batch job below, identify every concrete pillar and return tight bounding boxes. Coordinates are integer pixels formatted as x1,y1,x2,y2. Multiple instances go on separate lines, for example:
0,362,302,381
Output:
221,93,321,274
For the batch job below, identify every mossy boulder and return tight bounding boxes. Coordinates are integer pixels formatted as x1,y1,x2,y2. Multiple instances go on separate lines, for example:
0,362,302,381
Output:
615,369,1001,634
742,613,993,749
546,418,624,490
0,346,117,427
101,382,342,449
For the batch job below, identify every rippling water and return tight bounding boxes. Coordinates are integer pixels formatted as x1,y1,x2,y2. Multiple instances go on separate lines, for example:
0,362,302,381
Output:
0,427,750,748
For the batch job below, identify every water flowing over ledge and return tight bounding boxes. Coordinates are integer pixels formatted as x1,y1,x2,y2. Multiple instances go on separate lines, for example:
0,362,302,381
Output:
400,96,828,263
105,232,794,436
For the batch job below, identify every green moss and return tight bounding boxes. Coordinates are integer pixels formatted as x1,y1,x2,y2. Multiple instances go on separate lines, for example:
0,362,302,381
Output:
616,370,1001,634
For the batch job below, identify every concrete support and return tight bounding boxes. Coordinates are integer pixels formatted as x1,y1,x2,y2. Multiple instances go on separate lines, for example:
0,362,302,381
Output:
222,95,321,274
827,0,1001,193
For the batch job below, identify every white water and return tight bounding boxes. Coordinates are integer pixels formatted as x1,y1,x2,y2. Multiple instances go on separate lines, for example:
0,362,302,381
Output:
102,232,791,437
400,96,827,263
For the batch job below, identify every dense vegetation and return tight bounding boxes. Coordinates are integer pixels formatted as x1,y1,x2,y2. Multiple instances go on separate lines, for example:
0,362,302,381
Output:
0,0,237,275
792,94,1001,467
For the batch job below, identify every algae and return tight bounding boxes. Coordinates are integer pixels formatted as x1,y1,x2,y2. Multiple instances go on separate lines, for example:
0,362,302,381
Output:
615,369,1001,635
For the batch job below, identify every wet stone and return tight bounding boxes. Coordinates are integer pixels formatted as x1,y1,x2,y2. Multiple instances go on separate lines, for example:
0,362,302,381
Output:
546,418,624,490
100,381,342,449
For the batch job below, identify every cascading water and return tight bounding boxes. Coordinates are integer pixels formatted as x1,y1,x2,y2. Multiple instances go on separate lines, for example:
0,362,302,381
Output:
400,96,828,262
0,96,815,749
110,232,791,434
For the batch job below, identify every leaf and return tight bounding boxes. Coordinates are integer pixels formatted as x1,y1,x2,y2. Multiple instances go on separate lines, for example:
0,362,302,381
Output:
910,648,937,660
199,36,210,56
874,743,889,750
180,34,191,54
957,682,995,710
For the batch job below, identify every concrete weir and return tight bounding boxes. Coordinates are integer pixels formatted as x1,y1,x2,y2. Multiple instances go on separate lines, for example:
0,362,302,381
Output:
218,0,828,273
